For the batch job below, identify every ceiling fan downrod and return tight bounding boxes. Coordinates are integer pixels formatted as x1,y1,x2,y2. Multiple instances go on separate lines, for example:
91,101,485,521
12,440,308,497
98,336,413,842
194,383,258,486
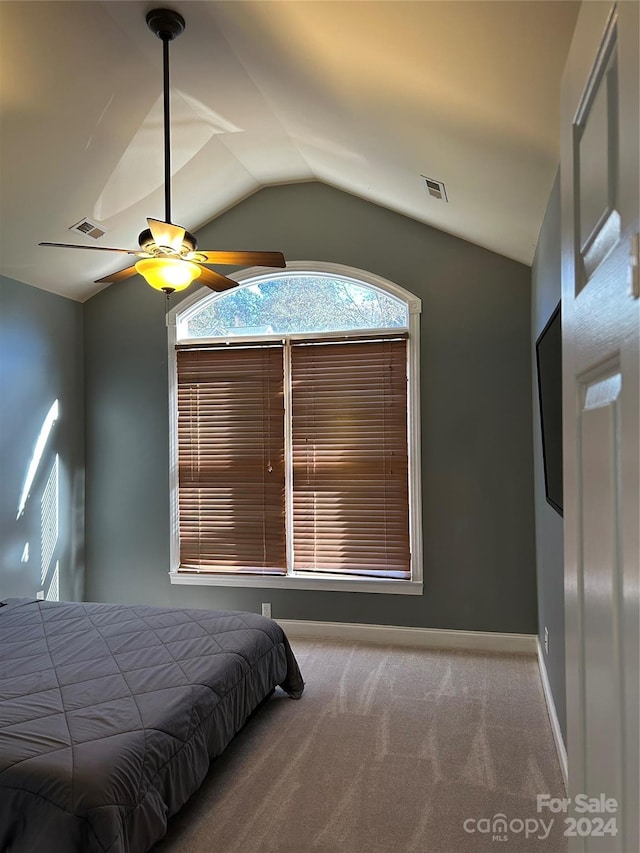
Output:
146,8,186,227
38,6,286,295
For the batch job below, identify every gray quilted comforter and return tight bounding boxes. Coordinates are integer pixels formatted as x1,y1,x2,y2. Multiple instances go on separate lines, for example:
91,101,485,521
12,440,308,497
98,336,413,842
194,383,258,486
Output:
0,598,304,853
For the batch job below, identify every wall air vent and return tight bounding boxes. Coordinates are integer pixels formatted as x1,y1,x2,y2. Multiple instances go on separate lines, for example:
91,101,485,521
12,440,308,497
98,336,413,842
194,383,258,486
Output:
69,218,106,239
421,176,448,202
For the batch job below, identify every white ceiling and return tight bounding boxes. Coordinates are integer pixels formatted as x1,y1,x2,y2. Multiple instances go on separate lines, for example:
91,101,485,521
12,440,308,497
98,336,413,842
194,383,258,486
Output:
0,0,580,302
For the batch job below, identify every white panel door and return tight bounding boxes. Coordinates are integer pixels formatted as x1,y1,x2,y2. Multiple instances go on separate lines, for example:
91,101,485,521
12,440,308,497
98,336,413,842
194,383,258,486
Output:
561,2,639,852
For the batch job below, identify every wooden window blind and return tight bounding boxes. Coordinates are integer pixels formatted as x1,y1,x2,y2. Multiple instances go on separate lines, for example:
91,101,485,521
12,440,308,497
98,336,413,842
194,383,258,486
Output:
290,337,410,579
176,344,286,573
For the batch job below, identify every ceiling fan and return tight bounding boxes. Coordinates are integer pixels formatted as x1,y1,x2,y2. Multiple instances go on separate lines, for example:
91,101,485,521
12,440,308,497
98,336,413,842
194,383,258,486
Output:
39,8,286,296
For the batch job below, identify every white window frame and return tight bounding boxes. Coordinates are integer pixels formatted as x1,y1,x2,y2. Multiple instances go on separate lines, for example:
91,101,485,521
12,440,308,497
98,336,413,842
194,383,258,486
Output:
167,261,423,595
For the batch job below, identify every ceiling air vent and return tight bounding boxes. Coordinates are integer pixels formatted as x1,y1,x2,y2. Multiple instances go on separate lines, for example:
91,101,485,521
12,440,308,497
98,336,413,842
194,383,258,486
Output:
421,176,448,202
69,217,106,239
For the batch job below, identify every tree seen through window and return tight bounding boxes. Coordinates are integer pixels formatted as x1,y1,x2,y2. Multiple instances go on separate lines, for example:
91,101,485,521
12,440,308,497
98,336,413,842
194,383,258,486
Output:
184,275,407,338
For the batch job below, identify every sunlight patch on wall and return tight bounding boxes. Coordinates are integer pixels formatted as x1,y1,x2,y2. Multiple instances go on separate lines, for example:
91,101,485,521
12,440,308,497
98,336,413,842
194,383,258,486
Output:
17,399,59,520
46,562,59,602
41,455,59,585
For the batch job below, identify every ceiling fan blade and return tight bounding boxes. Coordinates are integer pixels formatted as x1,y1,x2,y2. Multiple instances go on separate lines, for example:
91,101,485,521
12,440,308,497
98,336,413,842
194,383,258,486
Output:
197,265,240,292
39,242,142,254
147,219,185,253
94,264,139,284
197,250,286,268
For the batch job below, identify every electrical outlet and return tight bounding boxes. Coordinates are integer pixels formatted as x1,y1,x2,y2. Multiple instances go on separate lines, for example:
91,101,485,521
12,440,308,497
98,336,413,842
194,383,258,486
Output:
36,590,45,600
544,626,549,655
261,603,272,619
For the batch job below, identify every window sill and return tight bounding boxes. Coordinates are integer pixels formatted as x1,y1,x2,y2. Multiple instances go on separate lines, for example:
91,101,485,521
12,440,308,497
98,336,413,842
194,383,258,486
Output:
168,571,423,595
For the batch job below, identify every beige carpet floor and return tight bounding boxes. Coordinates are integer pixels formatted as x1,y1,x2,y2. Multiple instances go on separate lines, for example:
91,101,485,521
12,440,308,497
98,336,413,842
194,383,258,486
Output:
153,639,567,853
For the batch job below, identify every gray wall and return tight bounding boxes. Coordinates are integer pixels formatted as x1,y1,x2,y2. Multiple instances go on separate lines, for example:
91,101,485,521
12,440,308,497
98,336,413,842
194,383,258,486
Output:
84,182,536,633
0,275,84,601
531,172,566,739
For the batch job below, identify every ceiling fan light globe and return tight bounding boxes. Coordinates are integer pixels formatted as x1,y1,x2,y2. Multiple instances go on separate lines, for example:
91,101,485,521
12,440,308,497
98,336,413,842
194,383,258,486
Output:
135,258,201,293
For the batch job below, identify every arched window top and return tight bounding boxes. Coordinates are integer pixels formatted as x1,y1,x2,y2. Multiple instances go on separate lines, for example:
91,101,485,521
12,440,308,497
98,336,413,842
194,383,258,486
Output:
176,264,416,341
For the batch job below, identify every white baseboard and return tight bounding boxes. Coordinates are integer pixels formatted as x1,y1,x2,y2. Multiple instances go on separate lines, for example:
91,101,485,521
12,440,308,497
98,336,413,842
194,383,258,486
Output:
536,640,568,790
277,619,537,654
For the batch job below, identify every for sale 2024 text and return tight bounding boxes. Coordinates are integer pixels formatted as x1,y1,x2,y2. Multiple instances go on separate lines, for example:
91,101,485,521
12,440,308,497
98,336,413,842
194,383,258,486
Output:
537,793,618,839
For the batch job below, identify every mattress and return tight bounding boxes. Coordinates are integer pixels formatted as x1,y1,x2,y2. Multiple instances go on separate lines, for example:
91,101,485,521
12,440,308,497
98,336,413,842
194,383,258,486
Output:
0,598,304,853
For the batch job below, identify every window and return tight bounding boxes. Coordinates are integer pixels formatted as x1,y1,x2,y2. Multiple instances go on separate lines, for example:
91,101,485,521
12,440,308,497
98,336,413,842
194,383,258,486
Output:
168,262,422,594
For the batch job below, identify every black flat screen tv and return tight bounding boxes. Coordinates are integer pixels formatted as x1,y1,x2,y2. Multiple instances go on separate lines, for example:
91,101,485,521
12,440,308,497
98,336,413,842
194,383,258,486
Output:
535,301,563,516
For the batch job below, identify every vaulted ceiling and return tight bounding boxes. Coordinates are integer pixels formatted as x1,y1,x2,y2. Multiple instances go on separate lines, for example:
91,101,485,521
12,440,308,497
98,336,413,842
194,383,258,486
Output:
0,1,580,301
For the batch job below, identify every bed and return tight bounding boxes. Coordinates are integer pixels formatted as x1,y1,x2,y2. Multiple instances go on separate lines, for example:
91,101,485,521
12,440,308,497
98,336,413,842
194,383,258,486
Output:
0,597,304,853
